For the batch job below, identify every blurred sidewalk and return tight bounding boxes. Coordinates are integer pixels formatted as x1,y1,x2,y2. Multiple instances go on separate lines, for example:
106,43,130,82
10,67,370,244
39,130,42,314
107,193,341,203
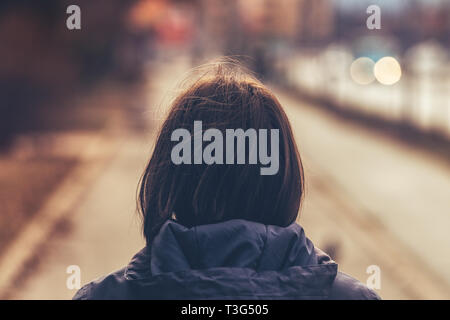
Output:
9,136,146,299
8,58,192,300
8,57,450,299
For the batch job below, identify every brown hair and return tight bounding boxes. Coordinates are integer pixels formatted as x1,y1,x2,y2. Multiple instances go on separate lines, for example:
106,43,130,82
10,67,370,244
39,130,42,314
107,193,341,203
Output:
138,60,304,244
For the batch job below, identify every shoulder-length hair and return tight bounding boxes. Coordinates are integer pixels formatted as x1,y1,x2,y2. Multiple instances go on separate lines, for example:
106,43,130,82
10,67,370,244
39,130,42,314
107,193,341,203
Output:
138,60,304,244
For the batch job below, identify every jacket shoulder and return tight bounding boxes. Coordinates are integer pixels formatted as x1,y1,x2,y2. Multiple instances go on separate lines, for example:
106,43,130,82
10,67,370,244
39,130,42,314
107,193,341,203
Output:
72,267,129,300
328,272,381,300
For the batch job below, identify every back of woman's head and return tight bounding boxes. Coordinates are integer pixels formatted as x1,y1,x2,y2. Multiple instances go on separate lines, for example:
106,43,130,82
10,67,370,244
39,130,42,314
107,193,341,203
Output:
139,59,304,244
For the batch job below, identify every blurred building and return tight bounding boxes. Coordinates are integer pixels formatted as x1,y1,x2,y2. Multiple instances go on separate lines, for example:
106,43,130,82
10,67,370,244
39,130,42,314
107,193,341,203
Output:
237,0,334,42
0,0,146,149
297,0,335,44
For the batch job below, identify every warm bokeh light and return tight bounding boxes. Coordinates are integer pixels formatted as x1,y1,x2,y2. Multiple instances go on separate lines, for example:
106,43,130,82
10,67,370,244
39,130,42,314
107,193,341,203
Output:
128,0,167,30
374,56,402,85
350,57,375,85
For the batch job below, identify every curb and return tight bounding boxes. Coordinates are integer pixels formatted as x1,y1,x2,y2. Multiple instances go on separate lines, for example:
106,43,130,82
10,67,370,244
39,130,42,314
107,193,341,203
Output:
0,131,119,298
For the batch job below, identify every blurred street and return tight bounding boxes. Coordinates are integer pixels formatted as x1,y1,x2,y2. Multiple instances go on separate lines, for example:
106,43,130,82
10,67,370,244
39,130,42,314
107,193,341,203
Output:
7,57,450,299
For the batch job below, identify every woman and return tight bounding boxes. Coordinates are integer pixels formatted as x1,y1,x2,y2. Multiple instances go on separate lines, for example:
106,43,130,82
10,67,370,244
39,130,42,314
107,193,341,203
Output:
73,61,380,300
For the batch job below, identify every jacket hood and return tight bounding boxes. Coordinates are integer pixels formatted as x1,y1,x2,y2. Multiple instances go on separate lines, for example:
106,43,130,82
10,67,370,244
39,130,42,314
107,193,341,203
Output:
122,219,338,299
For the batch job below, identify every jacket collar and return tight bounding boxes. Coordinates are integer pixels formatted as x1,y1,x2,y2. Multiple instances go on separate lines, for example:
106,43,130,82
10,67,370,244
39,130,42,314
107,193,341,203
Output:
125,219,336,280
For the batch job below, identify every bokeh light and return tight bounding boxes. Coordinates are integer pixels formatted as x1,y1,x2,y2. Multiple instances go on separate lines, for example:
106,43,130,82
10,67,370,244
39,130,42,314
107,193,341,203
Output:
374,56,402,85
350,57,375,85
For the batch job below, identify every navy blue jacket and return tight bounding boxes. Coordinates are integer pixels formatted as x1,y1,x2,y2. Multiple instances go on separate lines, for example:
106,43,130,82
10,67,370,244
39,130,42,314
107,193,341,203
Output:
73,219,380,300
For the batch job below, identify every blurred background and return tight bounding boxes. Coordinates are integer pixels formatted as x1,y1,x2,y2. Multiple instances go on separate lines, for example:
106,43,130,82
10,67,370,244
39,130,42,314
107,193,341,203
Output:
0,0,449,299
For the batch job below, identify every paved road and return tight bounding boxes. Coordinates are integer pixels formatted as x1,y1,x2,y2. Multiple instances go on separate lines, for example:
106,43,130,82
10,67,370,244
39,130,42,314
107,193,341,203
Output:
11,58,450,299
277,90,450,299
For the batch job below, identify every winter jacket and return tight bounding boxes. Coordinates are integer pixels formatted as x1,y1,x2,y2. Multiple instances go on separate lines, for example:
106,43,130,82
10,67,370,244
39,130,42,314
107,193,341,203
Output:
73,219,381,300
